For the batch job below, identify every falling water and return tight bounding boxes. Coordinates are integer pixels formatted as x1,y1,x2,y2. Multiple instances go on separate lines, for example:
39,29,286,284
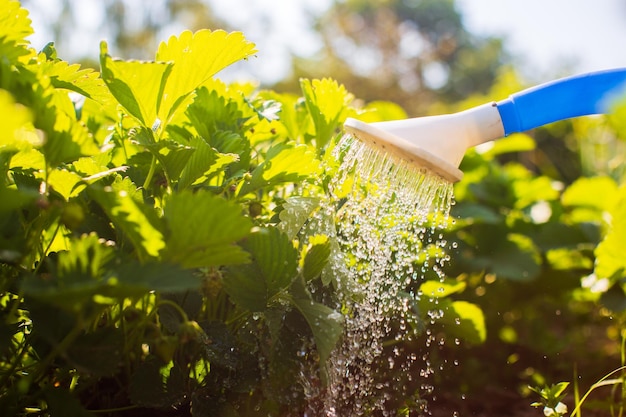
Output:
312,134,455,416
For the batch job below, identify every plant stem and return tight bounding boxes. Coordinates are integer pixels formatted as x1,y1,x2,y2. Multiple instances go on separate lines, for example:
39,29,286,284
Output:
156,299,190,323
225,309,249,326
89,405,139,413
143,155,157,190
611,330,626,417
34,221,62,275
0,334,30,389
32,322,84,384
574,364,581,417
571,366,626,417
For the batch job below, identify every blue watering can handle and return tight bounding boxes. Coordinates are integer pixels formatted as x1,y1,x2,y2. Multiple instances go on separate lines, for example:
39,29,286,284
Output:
496,68,626,135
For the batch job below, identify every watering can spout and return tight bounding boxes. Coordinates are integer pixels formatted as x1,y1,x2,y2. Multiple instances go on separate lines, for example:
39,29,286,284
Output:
344,68,626,182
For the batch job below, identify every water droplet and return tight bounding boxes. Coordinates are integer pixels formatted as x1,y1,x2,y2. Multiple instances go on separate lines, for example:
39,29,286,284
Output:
311,136,455,415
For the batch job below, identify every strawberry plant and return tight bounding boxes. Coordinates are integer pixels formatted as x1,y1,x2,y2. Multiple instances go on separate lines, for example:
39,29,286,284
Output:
0,1,491,415
0,1,341,414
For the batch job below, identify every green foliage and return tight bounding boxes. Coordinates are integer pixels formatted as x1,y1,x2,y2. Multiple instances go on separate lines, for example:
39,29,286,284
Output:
2,4,439,415
0,4,351,414
300,78,354,151
292,296,344,365
100,41,173,127
0,0,33,61
161,190,252,268
238,143,322,196
433,69,626,412
595,185,626,281
4,2,626,416
530,382,569,416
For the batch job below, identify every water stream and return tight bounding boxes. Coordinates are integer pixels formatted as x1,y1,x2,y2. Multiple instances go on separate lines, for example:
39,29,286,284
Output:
313,134,455,416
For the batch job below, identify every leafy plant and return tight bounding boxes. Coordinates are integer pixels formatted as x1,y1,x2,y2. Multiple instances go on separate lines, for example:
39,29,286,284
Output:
530,382,569,417
0,2,484,415
6,1,625,416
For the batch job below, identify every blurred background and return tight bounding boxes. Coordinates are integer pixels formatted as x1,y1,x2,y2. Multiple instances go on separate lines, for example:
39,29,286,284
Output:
24,0,626,116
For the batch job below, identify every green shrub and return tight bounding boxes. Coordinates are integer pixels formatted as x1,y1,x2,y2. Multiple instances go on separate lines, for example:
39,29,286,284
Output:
0,2,487,415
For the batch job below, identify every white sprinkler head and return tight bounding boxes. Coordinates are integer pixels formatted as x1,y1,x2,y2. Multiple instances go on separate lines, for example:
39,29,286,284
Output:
344,103,505,183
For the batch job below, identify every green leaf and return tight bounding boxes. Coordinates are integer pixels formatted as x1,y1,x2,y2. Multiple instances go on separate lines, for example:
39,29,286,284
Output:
205,152,239,180
210,131,250,177
513,175,558,209
223,263,268,312
278,196,320,240
239,144,321,196
130,358,186,408
595,185,626,280
177,136,217,189
21,233,115,311
531,221,600,251
72,156,110,177
420,279,466,298
0,0,33,43
562,176,618,211
252,98,282,122
244,227,298,295
174,135,239,190
491,234,541,280
155,141,195,182
292,297,344,364
0,184,40,215
258,91,310,141
47,169,84,200
41,113,100,167
89,178,165,261
44,387,94,417
114,262,202,294
0,0,34,63
38,57,114,107
156,30,257,123
300,78,352,151
66,327,124,377
0,184,38,262
546,248,593,270
223,228,298,311
452,202,503,224
161,190,252,268
440,300,486,345
198,321,240,370
0,89,38,152
185,87,246,138
599,285,626,312
30,79,101,167
99,41,173,127
479,133,536,158
458,226,541,281
23,235,201,312
301,235,331,281
360,100,408,122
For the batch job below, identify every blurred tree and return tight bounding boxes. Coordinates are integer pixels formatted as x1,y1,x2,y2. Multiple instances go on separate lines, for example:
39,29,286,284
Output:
23,0,507,116
23,0,225,62
276,0,508,116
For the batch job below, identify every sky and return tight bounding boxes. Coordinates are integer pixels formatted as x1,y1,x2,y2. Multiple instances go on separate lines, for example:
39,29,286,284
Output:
25,0,626,85
457,0,626,81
